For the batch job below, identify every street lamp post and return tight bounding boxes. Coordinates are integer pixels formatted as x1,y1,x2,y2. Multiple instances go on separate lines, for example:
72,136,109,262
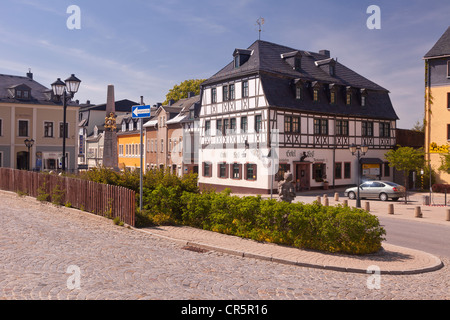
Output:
51,75,81,173
349,143,369,208
24,138,35,171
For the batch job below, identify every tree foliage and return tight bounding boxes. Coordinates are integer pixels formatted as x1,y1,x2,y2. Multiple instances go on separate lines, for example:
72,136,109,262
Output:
385,146,425,203
163,79,205,105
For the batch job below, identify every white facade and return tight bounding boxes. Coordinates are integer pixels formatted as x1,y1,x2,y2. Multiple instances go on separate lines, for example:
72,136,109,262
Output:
198,76,396,194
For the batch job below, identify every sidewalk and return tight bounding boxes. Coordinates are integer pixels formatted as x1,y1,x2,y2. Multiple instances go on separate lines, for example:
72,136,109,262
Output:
136,189,447,275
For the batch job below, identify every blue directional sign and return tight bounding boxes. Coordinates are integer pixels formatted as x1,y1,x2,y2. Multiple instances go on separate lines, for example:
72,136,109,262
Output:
132,105,152,118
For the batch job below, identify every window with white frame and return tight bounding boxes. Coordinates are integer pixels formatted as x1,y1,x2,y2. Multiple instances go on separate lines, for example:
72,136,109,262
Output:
44,121,54,138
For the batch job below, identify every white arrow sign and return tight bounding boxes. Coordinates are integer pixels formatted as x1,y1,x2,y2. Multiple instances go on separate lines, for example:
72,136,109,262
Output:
132,105,151,118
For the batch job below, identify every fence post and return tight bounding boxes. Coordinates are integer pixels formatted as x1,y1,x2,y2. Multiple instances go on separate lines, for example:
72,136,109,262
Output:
415,206,422,218
388,204,394,215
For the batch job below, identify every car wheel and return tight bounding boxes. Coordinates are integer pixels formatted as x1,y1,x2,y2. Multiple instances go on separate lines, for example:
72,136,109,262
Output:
348,192,356,200
379,193,388,201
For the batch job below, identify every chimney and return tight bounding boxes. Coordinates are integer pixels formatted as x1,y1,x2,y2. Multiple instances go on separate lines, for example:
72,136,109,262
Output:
26,69,33,80
86,100,91,105
168,99,175,106
188,91,195,98
319,50,330,58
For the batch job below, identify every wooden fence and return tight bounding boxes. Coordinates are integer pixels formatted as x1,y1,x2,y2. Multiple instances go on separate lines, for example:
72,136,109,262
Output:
0,168,136,226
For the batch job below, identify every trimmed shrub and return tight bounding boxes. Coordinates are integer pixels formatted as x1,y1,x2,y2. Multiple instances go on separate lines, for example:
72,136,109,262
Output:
177,191,385,255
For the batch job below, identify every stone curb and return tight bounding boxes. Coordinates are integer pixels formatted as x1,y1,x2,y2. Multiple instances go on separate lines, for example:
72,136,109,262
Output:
133,227,444,275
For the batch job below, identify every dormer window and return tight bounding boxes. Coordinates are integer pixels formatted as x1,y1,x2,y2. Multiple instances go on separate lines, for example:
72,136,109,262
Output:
360,89,368,107
8,84,32,100
311,82,321,102
315,58,337,77
233,49,252,68
346,93,352,105
296,86,302,100
346,87,353,106
328,84,338,105
329,65,335,76
331,91,336,104
293,79,304,100
281,51,302,72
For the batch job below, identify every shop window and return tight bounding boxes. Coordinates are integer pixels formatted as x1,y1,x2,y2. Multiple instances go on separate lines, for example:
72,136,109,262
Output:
384,162,390,177
344,162,351,179
245,163,257,181
312,163,326,182
335,162,342,179
203,162,212,177
218,162,228,178
232,163,242,180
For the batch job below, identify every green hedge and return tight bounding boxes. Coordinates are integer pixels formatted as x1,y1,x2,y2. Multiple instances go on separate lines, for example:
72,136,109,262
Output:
141,188,386,255
80,168,385,255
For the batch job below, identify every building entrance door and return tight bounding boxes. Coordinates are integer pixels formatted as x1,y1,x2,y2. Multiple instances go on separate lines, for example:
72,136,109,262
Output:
295,163,311,191
17,151,29,170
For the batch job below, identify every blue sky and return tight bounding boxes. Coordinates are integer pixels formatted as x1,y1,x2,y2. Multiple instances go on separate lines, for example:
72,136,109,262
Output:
1,0,449,129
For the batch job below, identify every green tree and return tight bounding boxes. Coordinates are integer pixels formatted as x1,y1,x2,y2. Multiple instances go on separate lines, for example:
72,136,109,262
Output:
163,79,205,105
385,147,425,203
411,119,425,133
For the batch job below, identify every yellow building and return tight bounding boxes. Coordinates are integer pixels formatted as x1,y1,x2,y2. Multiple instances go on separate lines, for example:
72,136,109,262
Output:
117,115,143,170
424,26,450,183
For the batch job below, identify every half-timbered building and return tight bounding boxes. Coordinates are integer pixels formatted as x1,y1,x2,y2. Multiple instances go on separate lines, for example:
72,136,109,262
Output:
198,40,398,194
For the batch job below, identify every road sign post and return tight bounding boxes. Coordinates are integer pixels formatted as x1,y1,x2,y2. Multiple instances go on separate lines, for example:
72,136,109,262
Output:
132,103,152,214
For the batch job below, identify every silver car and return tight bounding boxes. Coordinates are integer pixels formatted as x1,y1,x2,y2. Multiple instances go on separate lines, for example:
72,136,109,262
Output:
344,181,406,201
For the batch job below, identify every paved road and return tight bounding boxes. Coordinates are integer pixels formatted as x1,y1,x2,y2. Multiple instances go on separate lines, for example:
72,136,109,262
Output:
379,216,450,258
0,191,449,301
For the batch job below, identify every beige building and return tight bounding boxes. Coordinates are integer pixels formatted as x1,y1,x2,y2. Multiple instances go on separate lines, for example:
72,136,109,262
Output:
424,26,450,183
0,71,79,171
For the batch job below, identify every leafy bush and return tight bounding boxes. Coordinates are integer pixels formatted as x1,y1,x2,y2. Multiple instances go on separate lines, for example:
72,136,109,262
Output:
81,167,385,255
174,190,385,255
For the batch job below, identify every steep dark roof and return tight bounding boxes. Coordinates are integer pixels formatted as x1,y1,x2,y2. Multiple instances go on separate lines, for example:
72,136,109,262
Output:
260,73,397,120
0,73,78,106
202,40,387,91
202,40,398,120
80,99,138,112
424,26,450,59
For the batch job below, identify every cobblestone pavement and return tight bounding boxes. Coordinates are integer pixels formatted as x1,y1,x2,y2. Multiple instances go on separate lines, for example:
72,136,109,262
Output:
0,191,449,300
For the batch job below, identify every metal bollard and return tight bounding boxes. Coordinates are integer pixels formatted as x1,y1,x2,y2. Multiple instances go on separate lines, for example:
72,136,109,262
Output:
388,204,394,215
415,206,422,218
364,202,370,212
334,193,339,201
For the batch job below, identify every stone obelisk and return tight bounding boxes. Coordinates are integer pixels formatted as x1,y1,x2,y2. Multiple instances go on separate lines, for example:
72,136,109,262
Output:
102,85,119,169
